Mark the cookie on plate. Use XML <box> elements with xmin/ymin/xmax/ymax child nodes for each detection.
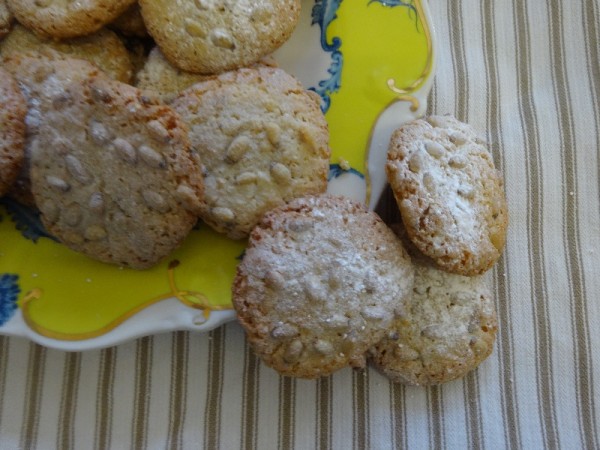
<box><xmin>135</xmin><ymin>47</ymin><xmax>214</xmax><ymax>102</ymax></box>
<box><xmin>386</xmin><ymin>115</ymin><xmax>508</xmax><ymax>276</ymax></box>
<box><xmin>7</xmin><ymin>0</ymin><xmax>136</xmax><ymax>39</ymax></box>
<box><xmin>139</xmin><ymin>0</ymin><xmax>300</xmax><ymax>74</ymax></box>
<box><xmin>369</xmin><ymin>226</ymin><xmax>497</xmax><ymax>385</ymax></box>
<box><xmin>0</xmin><ymin>0</ymin><xmax>14</xmax><ymax>38</ymax></box>
<box><xmin>3</xmin><ymin>50</ymin><xmax>104</xmax><ymax>207</ymax></box>
<box><xmin>0</xmin><ymin>24</ymin><xmax>133</xmax><ymax>82</ymax></box>
<box><xmin>8</xmin><ymin>53</ymin><xmax>204</xmax><ymax>268</ymax></box>
<box><xmin>233</xmin><ymin>195</ymin><xmax>415</xmax><ymax>379</ymax></box>
<box><xmin>0</xmin><ymin>67</ymin><xmax>27</xmax><ymax>197</ymax></box>
<box><xmin>171</xmin><ymin>66</ymin><xmax>330</xmax><ymax>239</ymax></box>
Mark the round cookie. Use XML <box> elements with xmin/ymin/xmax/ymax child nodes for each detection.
<box><xmin>369</xmin><ymin>241</ymin><xmax>498</xmax><ymax>386</ymax></box>
<box><xmin>233</xmin><ymin>195</ymin><xmax>415</xmax><ymax>379</ymax></box>
<box><xmin>0</xmin><ymin>25</ymin><xmax>133</xmax><ymax>83</ymax></box>
<box><xmin>386</xmin><ymin>115</ymin><xmax>508</xmax><ymax>276</ymax></box>
<box><xmin>139</xmin><ymin>0</ymin><xmax>300</xmax><ymax>74</ymax></box>
<box><xmin>7</xmin><ymin>0</ymin><xmax>136</xmax><ymax>39</ymax></box>
<box><xmin>171</xmin><ymin>66</ymin><xmax>330</xmax><ymax>239</ymax></box>
<box><xmin>135</xmin><ymin>47</ymin><xmax>214</xmax><ymax>102</ymax></box>
<box><xmin>0</xmin><ymin>67</ymin><xmax>26</xmax><ymax>197</ymax></box>
<box><xmin>0</xmin><ymin>0</ymin><xmax>14</xmax><ymax>38</ymax></box>
<box><xmin>9</xmin><ymin>53</ymin><xmax>204</xmax><ymax>269</ymax></box>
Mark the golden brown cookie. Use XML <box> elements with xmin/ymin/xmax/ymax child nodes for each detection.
<box><xmin>0</xmin><ymin>67</ymin><xmax>26</xmax><ymax>196</ymax></box>
<box><xmin>0</xmin><ymin>24</ymin><xmax>133</xmax><ymax>82</ymax></box>
<box><xmin>386</xmin><ymin>115</ymin><xmax>508</xmax><ymax>276</ymax></box>
<box><xmin>233</xmin><ymin>195</ymin><xmax>415</xmax><ymax>379</ymax></box>
<box><xmin>171</xmin><ymin>66</ymin><xmax>330</xmax><ymax>239</ymax></box>
<box><xmin>139</xmin><ymin>0</ymin><xmax>300</xmax><ymax>73</ymax></box>
<box><xmin>7</xmin><ymin>0</ymin><xmax>136</xmax><ymax>39</ymax></box>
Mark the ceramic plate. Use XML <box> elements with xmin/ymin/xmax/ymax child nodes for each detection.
<box><xmin>0</xmin><ymin>0</ymin><xmax>436</xmax><ymax>350</ymax></box>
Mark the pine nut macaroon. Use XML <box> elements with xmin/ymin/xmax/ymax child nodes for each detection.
<box><xmin>139</xmin><ymin>0</ymin><xmax>300</xmax><ymax>74</ymax></box>
<box><xmin>233</xmin><ymin>195</ymin><xmax>415</xmax><ymax>379</ymax></box>
<box><xmin>386</xmin><ymin>115</ymin><xmax>508</xmax><ymax>276</ymax></box>
<box><xmin>7</xmin><ymin>0</ymin><xmax>136</xmax><ymax>39</ymax></box>
<box><xmin>172</xmin><ymin>66</ymin><xmax>330</xmax><ymax>239</ymax></box>
<box><xmin>6</xmin><ymin>52</ymin><xmax>204</xmax><ymax>269</ymax></box>
<box><xmin>370</xmin><ymin>223</ymin><xmax>498</xmax><ymax>386</ymax></box>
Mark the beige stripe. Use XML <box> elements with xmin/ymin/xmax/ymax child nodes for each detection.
<box><xmin>241</xmin><ymin>340</ymin><xmax>260</xmax><ymax>450</ymax></box>
<box><xmin>448</xmin><ymin>0</ymin><xmax>469</xmax><ymax>121</ymax></box>
<box><xmin>449</xmin><ymin>1</ymin><xmax>485</xmax><ymax>446</ymax></box>
<box><xmin>204</xmin><ymin>326</ymin><xmax>226</xmax><ymax>450</ymax></box>
<box><xmin>427</xmin><ymin>386</ymin><xmax>444</xmax><ymax>450</ymax></box>
<box><xmin>316</xmin><ymin>376</ymin><xmax>332</xmax><ymax>449</ymax></box>
<box><xmin>19</xmin><ymin>343</ymin><xmax>46</xmax><ymax>450</ymax></box>
<box><xmin>464</xmin><ymin>373</ymin><xmax>483</xmax><ymax>450</ymax></box>
<box><xmin>57</xmin><ymin>352</ymin><xmax>81</xmax><ymax>450</ymax></box>
<box><xmin>95</xmin><ymin>347</ymin><xmax>116</xmax><ymax>450</ymax></box>
<box><xmin>131</xmin><ymin>337</ymin><xmax>153</xmax><ymax>450</ymax></box>
<box><xmin>480</xmin><ymin>1</ymin><xmax>521</xmax><ymax>447</ymax></box>
<box><xmin>278</xmin><ymin>376</ymin><xmax>295</xmax><ymax>450</ymax></box>
<box><xmin>513</xmin><ymin>1</ymin><xmax>563</xmax><ymax>448</ymax></box>
<box><xmin>549</xmin><ymin>1</ymin><xmax>599</xmax><ymax>447</ymax></box>
<box><xmin>390</xmin><ymin>382</ymin><xmax>407</xmax><ymax>449</ymax></box>
<box><xmin>352</xmin><ymin>369</ymin><xmax>370</xmax><ymax>450</ymax></box>
<box><xmin>168</xmin><ymin>331</ymin><xmax>189</xmax><ymax>450</ymax></box>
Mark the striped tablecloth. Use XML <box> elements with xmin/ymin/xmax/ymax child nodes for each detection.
<box><xmin>1</xmin><ymin>0</ymin><xmax>599</xmax><ymax>448</ymax></box>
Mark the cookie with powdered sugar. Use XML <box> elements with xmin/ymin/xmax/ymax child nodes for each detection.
<box><xmin>8</xmin><ymin>53</ymin><xmax>204</xmax><ymax>269</ymax></box>
<box><xmin>172</xmin><ymin>66</ymin><xmax>330</xmax><ymax>239</ymax></box>
<box><xmin>0</xmin><ymin>67</ymin><xmax>26</xmax><ymax>196</ymax></box>
<box><xmin>0</xmin><ymin>25</ymin><xmax>133</xmax><ymax>83</ymax></box>
<box><xmin>386</xmin><ymin>115</ymin><xmax>508</xmax><ymax>276</ymax></box>
<box><xmin>6</xmin><ymin>0</ymin><xmax>136</xmax><ymax>39</ymax></box>
<box><xmin>139</xmin><ymin>0</ymin><xmax>300</xmax><ymax>74</ymax></box>
<box><xmin>233</xmin><ymin>195</ymin><xmax>415</xmax><ymax>379</ymax></box>
<box><xmin>369</xmin><ymin>223</ymin><xmax>497</xmax><ymax>386</ymax></box>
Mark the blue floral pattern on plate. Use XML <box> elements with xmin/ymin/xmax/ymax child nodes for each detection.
<box><xmin>310</xmin><ymin>0</ymin><xmax>343</xmax><ymax>113</ymax></box>
<box><xmin>0</xmin><ymin>274</ymin><xmax>19</xmax><ymax>326</ymax></box>
<box><xmin>0</xmin><ymin>198</ymin><xmax>57</xmax><ymax>243</ymax></box>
